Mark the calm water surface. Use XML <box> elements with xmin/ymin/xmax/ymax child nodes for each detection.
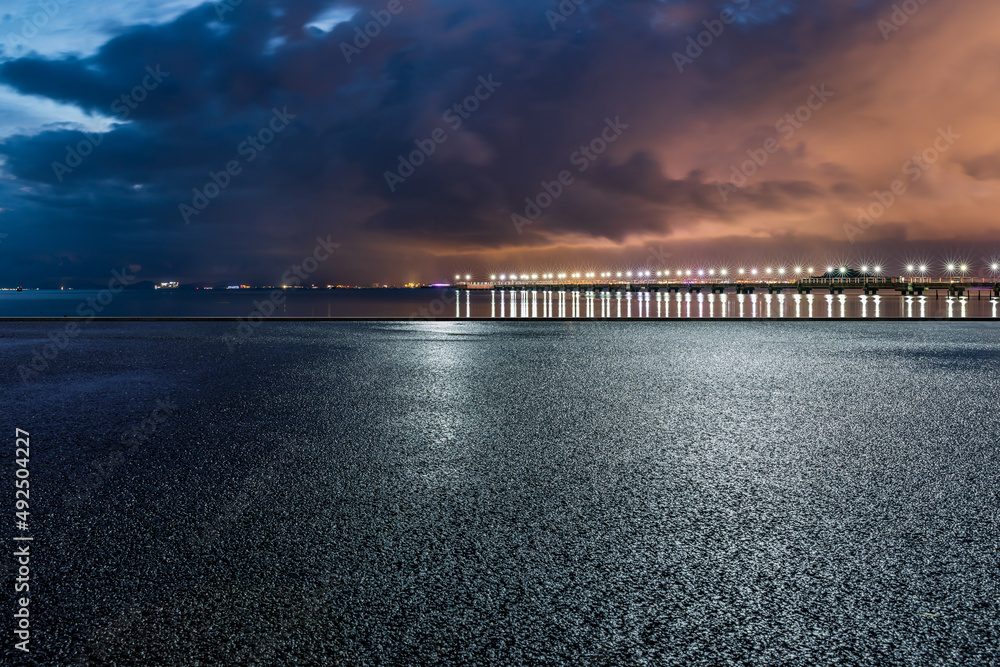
<box><xmin>1</xmin><ymin>287</ymin><xmax>997</xmax><ymax>318</ymax></box>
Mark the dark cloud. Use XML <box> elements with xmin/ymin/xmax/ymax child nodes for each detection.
<box><xmin>961</xmin><ymin>153</ymin><xmax>1000</xmax><ymax>181</ymax></box>
<box><xmin>0</xmin><ymin>0</ymin><xmax>997</xmax><ymax>286</ymax></box>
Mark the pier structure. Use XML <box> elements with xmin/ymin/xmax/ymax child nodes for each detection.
<box><xmin>458</xmin><ymin>277</ymin><xmax>1000</xmax><ymax>299</ymax></box>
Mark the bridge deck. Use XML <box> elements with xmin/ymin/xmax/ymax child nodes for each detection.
<box><xmin>458</xmin><ymin>280</ymin><xmax>1000</xmax><ymax>294</ymax></box>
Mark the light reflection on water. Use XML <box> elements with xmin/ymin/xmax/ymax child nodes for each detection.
<box><xmin>5</xmin><ymin>287</ymin><xmax>997</xmax><ymax>319</ymax></box>
<box><xmin>477</xmin><ymin>289</ymin><xmax>999</xmax><ymax>319</ymax></box>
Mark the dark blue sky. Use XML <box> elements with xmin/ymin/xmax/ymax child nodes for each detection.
<box><xmin>1</xmin><ymin>0</ymin><xmax>997</xmax><ymax>286</ymax></box>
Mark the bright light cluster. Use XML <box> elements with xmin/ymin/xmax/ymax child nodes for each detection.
<box><xmin>460</xmin><ymin>261</ymin><xmax>1000</xmax><ymax>282</ymax></box>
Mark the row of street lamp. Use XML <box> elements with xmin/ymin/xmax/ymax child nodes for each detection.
<box><xmin>454</xmin><ymin>262</ymin><xmax>1000</xmax><ymax>283</ymax></box>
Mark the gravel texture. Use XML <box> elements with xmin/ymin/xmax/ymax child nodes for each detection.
<box><xmin>1</xmin><ymin>321</ymin><xmax>998</xmax><ymax>665</ymax></box>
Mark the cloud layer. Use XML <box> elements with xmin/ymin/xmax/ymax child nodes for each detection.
<box><xmin>0</xmin><ymin>0</ymin><xmax>998</xmax><ymax>286</ymax></box>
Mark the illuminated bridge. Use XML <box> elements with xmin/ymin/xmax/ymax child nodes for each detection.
<box><xmin>452</xmin><ymin>262</ymin><xmax>1000</xmax><ymax>297</ymax></box>
<box><xmin>455</xmin><ymin>277</ymin><xmax>1000</xmax><ymax>298</ymax></box>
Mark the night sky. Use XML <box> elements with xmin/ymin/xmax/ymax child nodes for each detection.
<box><xmin>0</xmin><ymin>0</ymin><xmax>997</xmax><ymax>287</ymax></box>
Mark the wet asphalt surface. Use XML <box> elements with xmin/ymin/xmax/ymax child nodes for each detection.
<box><xmin>1</xmin><ymin>321</ymin><xmax>998</xmax><ymax>665</ymax></box>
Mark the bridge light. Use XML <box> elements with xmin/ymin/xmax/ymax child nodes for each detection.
<box><xmin>919</xmin><ymin>265</ymin><xmax>927</xmax><ymax>272</ymax></box>
<box><xmin>765</xmin><ymin>268</ymin><xmax>772</xmax><ymax>275</ymax></box>
<box><xmin>992</xmin><ymin>263</ymin><xmax>999</xmax><ymax>271</ymax></box>
<box><xmin>795</xmin><ymin>267</ymin><xmax>802</xmax><ymax>274</ymax></box>
<box><xmin>751</xmin><ymin>269</ymin><xmax>758</xmax><ymax>276</ymax></box>
<box><xmin>778</xmin><ymin>268</ymin><xmax>786</xmax><ymax>275</ymax></box>
<box><xmin>960</xmin><ymin>264</ymin><xmax>968</xmax><ymax>272</ymax></box>
<box><xmin>685</xmin><ymin>270</ymin><xmax>692</xmax><ymax>277</ymax></box>
<box><xmin>721</xmin><ymin>269</ymin><xmax>728</xmax><ymax>277</ymax></box>
<box><xmin>807</xmin><ymin>267</ymin><xmax>814</xmax><ymax>274</ymax></box>
<box><xmin>874</xmin><ymin>266</ymin><xmax>882</xmax><ymax>274</ymax></box>
<box><xmin>826</xmin><ymin>266</ymin><xmax>834</xmax><ymax>273</ymax></box>
<box><xmin>465</xmin><ymin>275</ymin><xmax>471</xmax><ymax>280</ymax></box>
<box><xmin>906</xmin><ymin>265</ymin><xmax>914</xmax><ymax>272</ymax></box>
<box><xmin>698</xmin><ymin>269</ymin><xmax>705</xmax><ymax>276</ymax></box>
<box><xmin>946</xmin><ymin>264</ymin><xmax>955</xmax><ymax>271</ymax></box>
<box><xmin>738</xmin><ymin>268</ymin><xmax>745</xmax><ymax>275</ymax></box>
<box><xmin>861</xmin><ymin>265</ymin><xmax>868</xmax><ymax>273</ymax></box>
<box><xmin>455</xmin><ymin>275</ymin><xmax>461</xmax><ymax>280</ymax></box>
<box><xmin>840</xmin><ymin>267</ymin><xmax>847</xmax><ymax>274</ymax></box>
<box><xmin>490</xmin><ymin>275</ymin><xmax>496</xmax><ymax>280</ymax></box>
